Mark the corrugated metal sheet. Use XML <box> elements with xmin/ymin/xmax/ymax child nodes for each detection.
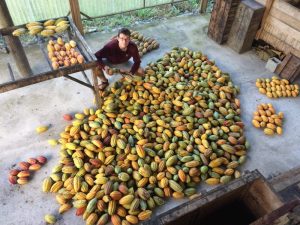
<box><xmin>146</xmin><ymin>0</ymin><xmax>171</xmax><ymax>7</ymax></box>
<box><xmin>78</xmin><ymin>0</ymin><xmax>144</xmax><ymax>17</ymax></box>
<box><xmin>6</xmin><ymin>0</ymin><xmax>180</xmax><ymax>25</ymax></box>
<box><xmin>6</xmin><ymin>0</ymin><xmax>69</xmax><ymax>25</ymax></box>
<box><xmin>146</xmin><ymin>0</ymin><xmax>182</xmax><ymax>7</ymax></box>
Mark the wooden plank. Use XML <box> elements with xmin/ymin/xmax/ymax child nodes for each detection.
<box><xmin>222</xmin><ymin>0</ymin><xmax>239</xmax><ymax>42</ymax></box>
<box><xmin>255</xmin><ymin>0</ymin><xmax>300</xmax><ymax>48</ymax></box>
<box><xmin>92</xmin><ymin>67</ymin><xmax>102</xmax><ymax>108</ymax></box>
<box><xmin>262</xmin><ymin>16</ymin><xmax>300</xmax><ymax>50</ymax></box>
<box><xmin>0</xmin><ymin>61</ymin><xmax>98</xmax><ymax>93</ymax></box>
<box><xmin>64</xmin><ymin>75</ymin><xmax>93</xmax><ymax>89</ymax></box>
<box><xmin>273</xmin><ymin>0</ymin><xmax>300</xmax><ymax>17</ymax></box>
<box><xmin>7</xmin><ymin>63</ymin><xmax>15</xmax><ymax>81</ymax></box>
<box><xmin>269</xmin><ymin>7</ymin><xmax>300</xmax><ymax>32</ymax></box>
<box><xmin>208</xmin><ymin>0</ymin><xmax>241</xmax><ymax>44</ymax></box>
<box><xmin>256</xmin><ymin>0</ymin><xmax>300</xmax><ymax>27</ymax></box>
<box><xmin>0</xmin><ymin>0</ymin><xmax>32</xmax><ymax>77</ymax></box>
<box><xmin>275</xmin><ymin>53</ymin><xmax>293</xmax><ymax>75</ymax></box>
<box><xmin>253</xmin><ymin>0</ymin><xmax>300</xmax><ymax>18</ymax></box>
<box><xmin>255</xmin><ymin>0</ymin><xmax>274</xmax><ymax>39</ymax></box>
<box><xmin>69</xmin><ymin>0</ymin><xmax>84</xmax><ymax>35</ymax></box>
<box><xmin>144</xmin><ymin>171</ymin><xmax>283</xmax><ymax>225</ymax></box>
<box><xmin>228</xmin><ymin>0</ymin><xmax>265</xmax><ymax>53</ymax></box>
<box><xmin>243</xmin><ymin>179</ymin><xmax>284</xmax><ymax>218</ymax></box>
<box><xmin>260</xmin><ymin>31</ymin><xmax>300</xmax><ymax>58</ymax></box>
<box><xmin>275</xmin><ymin>53</ymin><xmax>300</xmax><ymax>82</ymax></box>
<box><xmin>249</xmin><ymin>199</ymin><xmax>300</xmax><ymax>225</ymax></box>
<box><xmin>270</xmin><ymin>166</ymin><xmax>300</xmax><ymax>192</ymax></box>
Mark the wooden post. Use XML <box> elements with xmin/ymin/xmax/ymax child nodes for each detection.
<box><xmin>69</xmin><ymin>0</ymin><xmax>84</xmax><ymax>35</ymax></box>
<box><xmin>200</xmin><ymin>0</ymin><xmax>208</xmax><ymax>13</ymax></box>
<box><xmin>207</xmin><ymin>0</ymin><xmax>241</xmax><ymax>44</ymax></box>
<box><xmin>92</xmin><ymin>67</ymin><xmax>102</xmax><ymax>109</ymax></box>
<box><xmin>0</xmin><ymin>0</ymin><xmax>32</xmax><ymax>77</ymax></box>
<box><xmin>255</xmin><ymin>0</ymin><xmax>274</xmax><ymax>40</ymax></box>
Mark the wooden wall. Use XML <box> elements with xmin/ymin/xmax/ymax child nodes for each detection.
<box><xmin>255</xmin><ymin>0</ymin><xmax>300</xmax><ymax>58</ymax></box>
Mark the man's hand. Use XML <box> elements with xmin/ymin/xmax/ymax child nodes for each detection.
<box><xmin>104</xmin><ymin>65</ymin><xmax>110</xmax><ymax>74</ymax></box>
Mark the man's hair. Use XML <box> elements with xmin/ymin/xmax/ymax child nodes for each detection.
<box><xmin>118</xmin><ymin>28</ymin><xmax>131</xmax><ymax>37</ymax></box>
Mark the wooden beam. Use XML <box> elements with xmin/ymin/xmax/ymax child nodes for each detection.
<box><xmin>259</xmin><ymin>31</ymin><xmax>300</xmax><ymax>58</ymax></box>
<box><xmin>0</xmin><ymin>61</ymin><xmax>98</xmax><ymax>93</ymax></box>
<box><xmin>69</xmin><ymin>16</ymin><xmax>96</xmax><ymax>60</ymax></box>
<box><xmin>200</xmin><ymin>0</ymin><xmax>208</xmax><ymax>13</ymax></box>
<box><xmin>255</xmin><ymin>0</ymin><xmax>274</xmax><ymax>40</ymax></box>
<box><xmin>249</xmin><ymin>199</ymin><xmax>300</xmax><ymax>225</ymax></box>
<box><xmin>81</xmin><ymin>71</ymin><xmax>92</xmax><ymax>85</ymax></box>
<box><xmin>64</xmin><ymin>74</ymin><xmax>93</xmax><ymax>89</ymax></box>
<box><xmin>69</xmin><ymin>0</ymin><xmax>84</xmax><ymax>35</ymax></box>
<box><xmin>269</xmin><ymin>7</ymin><xmax>300</xmax><ymax>32</ymax></box>
<box><xmin>0</xmin><ymin>0</ymin><xmax>32</xmax><ymax>77</ymax></box>
<box><xmin>92</xmin><ymin>67</ymin><xmax>102</xmax><ymax>109</ymax></box>
<box><xmin>7</xmin><ymin>63</ymin><xmax>15</xmax><ymax>81</ymax></box>
<box><xmin>207</xmin><ymin>0</ymin><xmax>241</xmax><ymax>44</ymax></box>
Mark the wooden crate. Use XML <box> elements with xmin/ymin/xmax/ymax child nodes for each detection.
<box><xmin>256</xmin><ymin>0</ymin><xmax>300</xmax><ymax>58</ymax></box>
<box><xmin>275</xmin><ymin>53</ymin><xmax>300</xmax><ymax>82</ymax></box>
<box><xmin>142</xmin><ymin>170</ymin><xmax>300</xmax><ymax>225</ymax></box>
<box><xmin>207</xmin><ymin>0</ymin><xmax>241</xmax><ymax>44</ymax></box>
<box><xmin>227</xmin><ymin>0</ymin><xmax>265</xmax><ymax>53</ymax></box>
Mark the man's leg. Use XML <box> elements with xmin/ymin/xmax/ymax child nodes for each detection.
<box><xmin>95</xmin><ymin>66</ymin><xmax>109</xmax><ymax>89</ymax></box>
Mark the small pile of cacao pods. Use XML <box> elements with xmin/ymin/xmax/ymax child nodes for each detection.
<box><xmin>8</xmin><ymin>156</ymin><xmax>47</xmax><ymax>185</ymax></box>
<box><xmin>256</xmin><ymin>76</ymin><xmax>299</xmax><ymax>98</ymax></box>
<box><xmin>12</xmin><ymin>18</ymin><xmax>69</xmax><ymax>37</ymax></box>
<box><xmin>130</xmin><ymin>30</ymin><xmax>159</xmax><ymax>57</ymax></box>
<box><xmin>252</xmin><ymin>103</ymin><xmax>284</xmax><ymax>135</ymax></box>
<box><xmin>42</xmin><ymin>47</ymin><xmax>249</xmax><ymax>225</ymax></box>
<box><xmin>47</xmin><ymin>37</ymin><xmax>84</xmax><ymax>70</ymax></box>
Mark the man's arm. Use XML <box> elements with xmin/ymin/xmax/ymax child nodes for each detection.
<box><xmin>95</xmin><ymin>46</ymin><xmax>109</xmax><ymax>69</ymax></box>
<box><xmin>130</xmin><ymin>45</ymin><xmax>141</xmax><ymax>75</ymax></box>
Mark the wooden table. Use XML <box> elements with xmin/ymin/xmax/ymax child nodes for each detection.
<box><xmin>0</xmin><ymin>16</ymin><xmax>103</xmax><ymax>108</ymax></box>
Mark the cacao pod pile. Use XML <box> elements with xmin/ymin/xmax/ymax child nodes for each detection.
<box><xmin>43</xmin><ymin>47</ymin><xmax>248</xmax><ymax>225</ymax></box>
<box><xmin>252</xmin><ymin>103</ymin><xmax>284</xmax><ymax>135</ymax></box>
<box><xmin>8</xmin><ymin>156</ymin><xmax>47</xmax><ymax>185</ymax></box>
<box><xmin>130</xmin><ymin>30</ymin><xmax>159</xmax><ymax>57</ymax></box>
<box><xmin>256</xmin><ymin>76</ymin><xmax>299</xmax><ymax>98</ymax></box>
<box><xmin>47</xmin><ymin>38</ymin><xmax>84</xmax><ymax>69</ymax></box>
<box><xmin>12</xmin><ymin>18</ymin><xmax>69</xmax><ymax>37</ymax></box>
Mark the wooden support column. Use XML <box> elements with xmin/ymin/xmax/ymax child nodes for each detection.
<box><xmin>91</xmin><ymin>67</ymin><xmax>103</xmax><ymax>109</ymax></box>
<box><xmin>255</xmin><ymin>0</ymin><xmax>274</xmax><ymax>40</ymax></box>
<box><xmin>0</xmin><ymin>0</ymin><xmax>32</xmax><ymax>77</ymax></box>
<box><xmin>69</xmin><ymin>0</ymin><xmax>84</xmax><ymax>35</ymax></box>
<box><xmin>200</xmin><ymin>0</ymin><xmax>208</xmax><ymax>13</ymax></box>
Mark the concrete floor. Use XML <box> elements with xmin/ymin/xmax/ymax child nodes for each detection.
<box><xmin>0</xmin><ymin>14</ymin><xmax>300</xmax><ymax>225</ymax></box>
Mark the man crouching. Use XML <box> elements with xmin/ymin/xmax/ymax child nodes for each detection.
<box><xmin>95</xmin><ymin>28</ymin><xmax>144</xmax><ymax>89</ymax></box>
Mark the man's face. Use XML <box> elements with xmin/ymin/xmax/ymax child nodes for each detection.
<box><xmin>118</xmin><ymin>33</ymin><xmax>130</xmax><ymax>50</ymax></box>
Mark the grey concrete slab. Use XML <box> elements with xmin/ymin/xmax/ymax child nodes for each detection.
<box><xmin>0</xmin><ymin>13</ymin><xmax>299</xmax><ymax>225</ymax></box>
